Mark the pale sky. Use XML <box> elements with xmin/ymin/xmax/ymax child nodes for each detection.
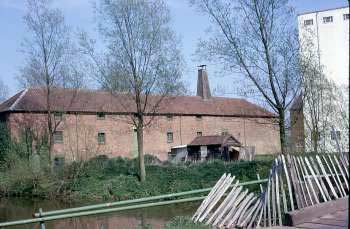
<box><xmin>0</xmin><ymin>0</ymin><xmax>348</xmax><ymax>97</ymax></box>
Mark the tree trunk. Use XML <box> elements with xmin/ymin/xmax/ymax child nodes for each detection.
<box><xmin>46</xmin><ymin>86</ymin><xmax>53</xmax><ymax>162</ymax></box>
<box><xmin>136</xmin><ymin>118</ymin><xmax>146</xmax><ymax>182</ymax></box>
<box><xmin>278</xmin><ymin>110</ymin><xmax>287</xmax><ymax>154</ymax></box>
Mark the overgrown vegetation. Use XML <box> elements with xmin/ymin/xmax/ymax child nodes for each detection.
<box><xmin>0</xmin><ymin>121</ymin><xmax>273</xmax><ymax>201</ymax></box>
<box><xmin>0</xmin><ymin>148</ymin><xmax>273</xmax><ymax>202</ymax></box>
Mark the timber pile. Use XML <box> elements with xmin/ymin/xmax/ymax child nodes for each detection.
<box><xmin>192</xmin><ymin>154</ymin><xmax>349</xmax><ymax>228</ymax></box>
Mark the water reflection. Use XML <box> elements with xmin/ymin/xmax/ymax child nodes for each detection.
<box><xmin>0</xmin><ymin>198</ymin><xmax>199</xmax><ymax>229</ymax></box>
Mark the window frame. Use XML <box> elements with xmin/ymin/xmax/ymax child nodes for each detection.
<box><xmin>195</xmin><ymin>115</ymin><xmax>202</xmax><ymax>121</ymax></box>
<box><xmin>304</xmin><ymin>19</ymin><xmax>313</xmax><ymax>26</ymax></box>
<box><xmin>167</xmin><ymin>131</ymin><xmax>173</xmax><ymax>143</ymax></box>
<box><xmin>97</xmin><ymin>112</ymin><xmax>106</xmax><ymax>120</ymax></box>
<box><xmin>54</xmin><ymin>112</ymin><xmax>63</xmax><ymax>121</ymax></box>
<box><xmin>323</xmin><ymin>16</ymin><xmax>333</xmax><ymax>23</ymax></box>
<box><xmin>53</xmin><ymin>131</ymin><xmax>64</xmax><ymax>144</ymax></box>
<box><xmin>97</xmin><ymin>132</ymin><xmax>106</xmax><ymax>145</ymax></box>
<box><xmin>331</xmin><ymin>130</ymin><xmax>341</xmax><ymax>140</ymax></box>
<box><xmin>344</xmin><ymin>13</ymin><xmax>350</xmax><ymax>20</ymax></box>
<box><xmin>166</xmin><ymin>115</ymin><xmax>173</xmax><ymax>121</ymax></box>
<box><xmin>197</xmin><ymin>131</ymin><xmax>203</xmax><ymax>137</ymax></box>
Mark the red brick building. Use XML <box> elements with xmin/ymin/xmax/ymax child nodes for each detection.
<box><xmin>0</xmin><ymin>69</ymin><xmax>281</xmax><ymax>160</ymax></box>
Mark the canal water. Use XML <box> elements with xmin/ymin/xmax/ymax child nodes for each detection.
<box><xmin>0</xmin><ymin>198</ymin><xmax>200</xmax><ymax>229</ymax></box>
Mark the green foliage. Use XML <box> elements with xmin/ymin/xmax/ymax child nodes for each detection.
<box><xmin>0</xmin><ymin>122</ymin><xmax>10</xmax><ymax>163</ymax></box>
<box><xmin>0</xmin><ymin>150</ymin><xmax>274</xmax><ymax>201</ymax></box>
<box><xmin>165</xmin><ymin>216</ymin><xmax>209</xmax><ymax>229</ymax></box>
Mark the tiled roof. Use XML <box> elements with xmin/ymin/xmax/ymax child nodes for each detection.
<box><xmin>0</xmin><ymin>87</ymin><xmax>277</xmax><ymax>118</ymax></box>
<box><xmin>188</xmin><ymin>135</ymin><xmax>241</xmax><ymax>146</ymax></box>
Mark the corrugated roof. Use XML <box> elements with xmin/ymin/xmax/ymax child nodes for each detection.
<box><xmin>0</xmin><ymin>87</ymin><xmax>277</xmax><ymax>118</ymax></box>
<box><xmin>188</xmin><ymin>135</ymin><xmax>241</xmax><ymax>146</ymax></box>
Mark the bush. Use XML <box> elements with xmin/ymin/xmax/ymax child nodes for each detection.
<box><xmin>165</xmin><ymin>216</ymin><xmax>209</xmax><ymax>229</ymax></box>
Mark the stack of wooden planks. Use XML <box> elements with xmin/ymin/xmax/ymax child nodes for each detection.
<box><xmin>192</xmin><ymin>154</ymin><xmax>349</xmax><ymax>228</ymax></box>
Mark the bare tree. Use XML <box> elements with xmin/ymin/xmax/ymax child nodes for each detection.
<box><xmin>190</xmin><ymin>0</ymin><xmax>302</xmax><ymax>153</ymax></box>
<box><xmin>80</xmin><ymin>0</ymin><xmax>184</xmax><ymax>182</ymax></box>
<box><xmin>0</xmin><ymin>79</ymin><xmax>9</xmax><ymax>102</ymax></box>
<box><xmin>18</xmin><ymin>0</ymin><xmax>84</xmax><ymax>161</ymax></box>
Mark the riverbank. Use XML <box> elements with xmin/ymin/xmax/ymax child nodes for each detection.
<box><xmin>0</xmin><ymin>155</ymin><xmax>273</xmax><ymax>202</ymax></box>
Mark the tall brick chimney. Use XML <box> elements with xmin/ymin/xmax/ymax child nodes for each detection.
<box><xmin>197</xmin><ymin>65</ymin><xmax>211</xmax><ymax>99</ymax></box>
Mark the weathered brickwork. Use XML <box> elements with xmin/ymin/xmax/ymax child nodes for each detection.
<box><xmin>7</xmin><ymin>112</ymin><xmax>280</xmax><ymax>160</ymax></box>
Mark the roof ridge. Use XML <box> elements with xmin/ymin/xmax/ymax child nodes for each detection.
<box><xmin>10</xmin><ymin>89</ymin><xmax>28</xmax><ymax>111</ymax></box>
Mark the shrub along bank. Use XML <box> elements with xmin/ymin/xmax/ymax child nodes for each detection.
<box><xmin>0</xmin><ymin>154</ymin><xmax>273</xmax><ymax>202</ymax></box>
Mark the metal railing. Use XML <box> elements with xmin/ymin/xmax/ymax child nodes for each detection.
<box><xmin>0</xmin><ymin>178</ymin><xmax>267</xmax><ymax>228</ymax></box>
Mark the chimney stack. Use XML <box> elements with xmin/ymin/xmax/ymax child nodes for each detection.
<box><xmin>197</xmin><ymin>65</ymin><xmax>211</xmax><ymax>99</ymax></box>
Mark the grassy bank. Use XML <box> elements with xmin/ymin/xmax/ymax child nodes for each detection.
<box><xmin>0</xmin><ymin>155</ymin><xmax>273</xmax><ymax>202</ymax></box>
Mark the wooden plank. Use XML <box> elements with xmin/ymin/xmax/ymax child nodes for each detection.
<box><xmin>197</xmin><ymin>175</ymin><xmax>234</xmax><ymax>222</ymax></box>
<box><xmin>295</xmin><ymin>222</ymin><xmax>347</xmax><ymax>229</ymax></box>
<box><xmin>287</xmin><ymin>155</ymin><xmax>302</xmax><ymax>209</ymax></box>
<box><xmin>327</xmin><ymin>155</ymin><xmax>347</xmax><ymax>197</ymax></box>
<box><xmin>296</xmin><ymin>157</ymin><xmax>314</xmax><ymax>206</ymax></box>
<box><xmin>300</xmin><ymin>157</ymin><xmax>320</xmax><ymax>204</ymax></box>
<box><xmin>309</xmin><ymin>157</ymin><xmax>331</xmax><ymax>201</ymax></box>
<box><xmin>293</xmin><ymin>156</ymin><xmax>308</xmax><ymax>207</ymax></box>
<box><xmin>209</xmin><ymin>184</ymin><xmax>242</xmax><ymax>226</ymax></box>
<box><xmin>322</xmin><ymin>155</ymin><xmax>345</xmax><ymax>198</ymax></box>
<box><xmin>267</xmin><ymin>170</ymin><xmax>272</xmax><ymax>227</ymax></box>
<box><xmin>239</xmin><ymin>198</ymin><xmax>261</xmax><ymax>227</ymax></box>
<box><xmin>247</xmin><ymin>199</ymin><xmax>263</xmax><ymax>228</ymax></box>
<box><xmin>275</xmin><ymin>159</ymin><xmax>282</xmax><ymax>226</ymax></box>
<box><xmin>308</xmin><ymin>218</ymin><xmax>348</xmax><ymax>227</ymax></box>
<box><xmin>192</xmin><ymin>173</ymin><xmax>227</xmax><ymax>220</ymax></box>
<box><xmin>271</xmin><ymin>168</ymin><xmax>276</xmax><ymax>226</ymax></box>
<box><xmin>226</xmin><ymin>193</ymin><xmax>255</xmax><ymax>226</ymax></box>
<box><xmin>285</xmin><ymin>197</ymin><xmax>348</xmax><ymax>226</ymax></box>
<box><xmin>219</xmin><ymin>189</ymin><xmax>249</xmax><ymax>227</ymax></box>
<box><xmin>281</xmin><ymin>155</ymin><xmax>295</xmax><ymax>211</ymax></box>
<box><xmin>316</xmin><ymin>156</ymin><xmax>338</xmax><ymax>199</ymax></box>
<box><xmin>332</xmin><ymin>155</ymin><xmax>349</xmax><ymax>191</ymax></box>
<box><xmin>304</xmin><ymin>157</ymin><xmax>327</xmax><ymax>202</ymax></box>
<box><xmin>236</xmin><ymin>196</ymin><xmax>258</xmax><ymax>226</ymax></box>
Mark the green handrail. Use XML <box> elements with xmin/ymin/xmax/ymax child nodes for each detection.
<box><xmin>0</xmin><ymin>178</ymin><xmax>268</xmax><ymax>228</ymax></box>
<box><xmin>34</xmin><ymin>178</ymin><xmax>267</xmax><ymax>217</ymax></box>
<box><xmin>0</xmin><ymin>196</ymin><xmax>207</xmax><ymax>227</ymax></box>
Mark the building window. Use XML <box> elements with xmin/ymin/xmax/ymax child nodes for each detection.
<box><xmin>221</xmin><ymin>129</ymin><xmax>229</xmax><ymax>136</ymax></box>
<box><xmin>304</xmin><ymin>19</ymin><xmax>313</xmax><ymax>26</ymax></box>
<box><xmin>331</xmin><ymin>130</ymin><xmax>341</xmax><ymax>140</ymax></box>
<box><xmin>323</xmin><ymin>16</ymin><xmax>333</xmax><ymax>23</ymax></box>
<box><xmin>54</xmin><ymin>112</ymin><xmax>63</xmax><ymax>121</ymax></box>
<box><xmin>344</xmin><ymin>14</ymin><xmax>350</xmax><ymax>20</ymax></box>
<box><xmin>197</xmin><ymin>131</ymin><xmax>202</xmax><ymax>137</ymax></box>
<box><xmin>97</xmin><ymin>112</ymin><xmax>106</xmax><ymax>120</ymax></box>
<box><xmin>166</xmin><ymin>115</ymin><xmax>173</xmax><ymax>121</ymax></box>
<box><xmin>196</xmin><ymin>115</ymin><xmax>202</xmax><ymax>121</ymax></box>
<box><xmin>98</xmin><ymin>132</ymin><xmax>106</xmax><ymax>144</ymax></box>
<box><xmin>53</xmin><ymin>131</ymin><xmax>63</xmax><ymax>144</ymax></box>
<box><xmin>167</xmin><ymin>132</ymin><xmax>173</xmax><ymax>143</ymax></box>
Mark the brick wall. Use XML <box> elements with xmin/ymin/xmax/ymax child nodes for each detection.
<box><xmin>8</xmin><ymin>112</ymin><xmax>281</xmax><ymax>160</ymax></box>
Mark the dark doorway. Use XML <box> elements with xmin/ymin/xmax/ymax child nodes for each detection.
<box><xmin>229</xmin><ymin>149</ymin><xmax>240</xmax><ymax>161</ymax></box>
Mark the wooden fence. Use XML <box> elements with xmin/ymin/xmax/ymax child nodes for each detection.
<box><xmin>192</xmin><ymin>153</ymin><xmax>349</xmax><ymax>228</ymax></box>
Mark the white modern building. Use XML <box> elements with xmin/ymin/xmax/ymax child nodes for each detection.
<box><xmin>298</xmin><ymin>6</ymin><xmax>349</xmax><ymax>86</ymax></box>
<box><xmin>293</xmin><ymin>6</ymin><xmax>349</xmax><ymax>153</ymax></box>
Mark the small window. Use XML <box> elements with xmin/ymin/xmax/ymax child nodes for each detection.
<box><xmin>98</xmin><ymin>132</ymin><xmax>106</xmax><ymax>144</ymax></box>
<box><xmin>344</xmin><ymin>14</ymin><xmax>350</xmax><ymax>20</ymax></box>
<box><xmin>304</xmin><ymin>19</ymin><xmax>313</xmax><ymax>26</ymax></box>
<box><xmin>196</xmin><ymin>115</ymin><xmax>202</xmax><ymax>121</ymax></box>
<box><xmin>331</xmin><ymin>130</ymin><xmax>341</xmax><ymax>140</ymax></box>
<box><xmin>54</xmin><ymin>112</ymin><xmax>63</xmax><ymax>121</ymax></box>
<box><xmin>221</xmin><ymin>129</ymin><xmax>229</xmax><ymax>136</ymax></box>
<box><xmin>97</xmin><ymin>112</ymin><xmax>106</xmax><ymax>120</ymax></box>
<box><xmin>166</xmin><ymin>115</ymin><xmax>173</xmax><ymax>121</ymax></box>
<box><xmin>323</xmin><ymin>16</ymin><xmax>333</xmax><ymax>23</ymax></box>
<box><xmin>167</xmin><ymin>132</ymin><xmax>173</xmax><ymax>143</ymax></box>
<box><xmin>53</xmin><ymin>131</ymin><xmax>63</xmax><ymax>144</ymax></box>
<box><xmin>197</xmin><ymin>131</ymin><xmax>203</xmax><ymax>137</ymax></box>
